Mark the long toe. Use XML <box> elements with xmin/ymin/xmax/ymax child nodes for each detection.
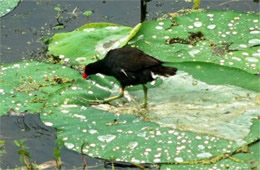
<box><xmin>141</xmin><ymin>102</ymin><xmax>147</xmax><ymax>108</ymax></box>
<box><xmin>89</xmin><ymin>99</ymin><xmax>108</xmax><ymax>105</ymax></box>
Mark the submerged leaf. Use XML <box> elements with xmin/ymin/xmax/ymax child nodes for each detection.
<box><xmin>83</xmin><ymin>10</ymin><xmax>93</xmax><ymax>17</ymax></box>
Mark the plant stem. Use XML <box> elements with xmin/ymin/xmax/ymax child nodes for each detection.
<box><xmin>81</xmin><ymin>142</ymin><xmax>87</xmax><ymax>170</ymax></box>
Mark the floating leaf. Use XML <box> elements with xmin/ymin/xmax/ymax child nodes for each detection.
<box><xmin>127</xmin><ymin>11</ymin><xmax>260</xmax><ymax>74</ymax></box>
<box><xmin>161</xmin><ymin>119</ymin><xmax>260</xmax><ymax>169</ymax></box>
<box><xmin>164</xmin><ymin>61</ymin><xmax>260</xmax><ymax>92</ymax></box>
<box><xmin>41</xmin><ymin>103</ymin><xmax>234</xmax><ymax>164</ymax></box>
<box><xmin>0</xmin><ymin>140</ymin><xmax>6</xmax><ymax>156</ymax></box>
<box><xmin>1</xmin><ymin>10</ymin><xmax>259</xmax><ymax>167</ymax></box>
<box><xmin>0</xmin><ymin>0</ymin><xmax>20</xmax><ymax>17</ymax></box>
<box><xmin>193</xmin><ymin>0</ymin><xmax>201</xmax><ymax>9</ymax></box>
<box><xmin>83</xmin><ymin>10</ymin><xmax>93</xmax><ymax>17</ymax></box>
<box><xmin>0</xmin><ymin>62</ymin><xmax>79</xmax><ymax>115</ymax></box>
<box><xmin>1</xmin><ymin>60</ymin><xmax>259</xmax><ymax>165</ymax></box>
<box><xmin>40</xmin><ymin>69</ymin><xmax>259</xmax><ymax>164</ymax></box>
<box><xmin>52</xmin><ymin>25</ymin><xmax>65</xmax><ymax>30</ymax></box>
<box><xmin>47</xmin><ymin>22</ymin><xmax>140</xmax><ymax>66</ymax></box>
<box><xmin>54</xmin><ymin>7</ymin><xmax>63</xmax><ymax>12</ymax></box>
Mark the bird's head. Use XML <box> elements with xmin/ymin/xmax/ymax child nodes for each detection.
<box><xmin>82</xmin><ymin>63</ymin><xmax>98</xmax><ymax>79</ymax></box>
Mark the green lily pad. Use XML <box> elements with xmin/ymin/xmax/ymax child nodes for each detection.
<box><xmin>40</xmin><ymin>68</ymin><xmax>259</xmax><ymax>164</ymax></box>
<box><xmin>127</xmin><ymin>10</ymin><xmax>260</xmax><ymax>74</ymax></box>
<box><xmin>164</xmin><ymin>61</ymin><xmax>260</xmax><ymax>92</ymax></box>
<box><xmin>0</xmin><ymin>61</ymin><xmax>79</xmax><ymax>115</ymax></box>
<box><xmin>161</xmin><ymin>119</ymin><xmax>260</xmax><ymax>169</ymax></box>
<box><xmin>1</xmin><ymin>60</ymin><xmax>259</xmax><ymax>165</ymax></box>
<box><xmin>47</xmin><ymin>22</ymin><xmax>140</xmax><ymax>66</ymax></box>
<box><xmin>1</xmin><ymin>10</ymin><xmax>260</xmax><ymax>167</ymax></box>
<box><xmin>38</xmin><ymin>62</ymin><xmax>259</xmax><ymax>164</ymax></box>
<box><xmin>0</xmin><ymin>0</ymin><xmax>20</xmax><ymax>17</ymax></box>
<box><xmin>41</xmin><ymin>106</ymin><xmax>232</xmax><ymax>164</ymax></box>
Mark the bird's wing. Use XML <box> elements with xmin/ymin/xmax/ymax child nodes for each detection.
<box><xmin>109</xmin><ymin>48</ymin><xmax>162</xmax><ymax>72</ymax></box>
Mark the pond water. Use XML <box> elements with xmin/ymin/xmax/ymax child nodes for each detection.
<box><xmin>0</xmin><ymin>0</ymin><xmax>259</xmax><ymax>169</ymax></box>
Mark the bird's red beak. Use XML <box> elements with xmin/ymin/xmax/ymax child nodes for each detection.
<box><xmin>82</xmin><ymin>72</ymin><xmax>87</xmax><ymax>79</ymax></box>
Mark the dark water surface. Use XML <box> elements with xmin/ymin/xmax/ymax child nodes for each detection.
<box><xmin>0</xmin><ymin>0</ymin><xmax>259</xmax><ymax>169</ymax></box>
<box><xmin>0</xmin><ymin>114</ymin><xmax>104</xmax><ymax>169</ymax></box>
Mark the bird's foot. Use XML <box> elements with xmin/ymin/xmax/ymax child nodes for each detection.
<box><xmin>78</xmin><ymin>97</ymin><xmax>108</xmax><ymax>105</ymax></box>
<box><xmin>88</xmin><ymin>94</ymin><xmax>124</xmax><ymax>105</ymax></box>
<box><xmin>88</xmin><ymin>99</ymin><xmax>108</xmax><ymax>105</ymax></box>
<box><xmin>141</xmin><ymin>102</ymin><xmax>148</xmax><ymax>108</ymax></box>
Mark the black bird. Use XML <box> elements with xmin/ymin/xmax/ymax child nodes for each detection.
<box><xmin>83</xmin><ymin>47</ymin><xmax>177</xmax><ymax>107</ymax></box>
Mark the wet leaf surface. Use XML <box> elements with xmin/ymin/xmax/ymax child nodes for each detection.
<box><xmin>1</xmin><ymin>60</ymin><xmax>258</xmax><ymax>165</ymax></box>
<box><xmin>127</xmin><ymin>11</ymin><xmax>260</xmax><ymax>74</ymax></box>
<box><xmin>0</xmin><ymin>0</ymin><xmax>20</xmax><ymax>17</ymax></box>
<box><xmin>47</xmin><ymin>22</ymin><xmax>140</xmax><ymax>66</ymax></box>
<box><xmin>0</xmin><ymin>62</ymin><xmax>79</xmax><ymax>115</ymax></box>
<box><xmin>1</xmin><ymin>9</ymin><xmax>259</xmax><ymax>168</ymax></box>
<box><xmin>160</xmin><ymin>119</ymin><xmax>260</xmax><ymax>169</ymax></box>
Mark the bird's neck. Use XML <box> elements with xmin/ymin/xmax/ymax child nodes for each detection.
<box><xmin>89</xmin><ymin>60</ymin><xmax>110</xmax><ymax>76</ymax></box>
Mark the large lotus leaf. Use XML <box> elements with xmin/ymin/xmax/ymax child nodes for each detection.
<box><xmin>47</xmin><ymin>22</ymin><xmax>141</xmax><ymax>66</ymax></box>
<box><xmin>91</xmin><ymin>72</ymin><xmax>259</xmax><ymax>141</ymax></box>
<box><xmin>160</xmin><ymin>119</ymin><xmax>260</xmax><ymax>169</ymax></box>
<box><xmin>1</xmin><ymin>60</ymin><xmax>259</xmax><ymax>165</ymax></box>
<box><xmin>40</xmin><ymin>67</ymin><xmax>259</xmax><ymax>164</ymax></box>
<box><xmin>127</xmin><ymin>10</ymin><xmax>260</xmax><ymax>74</ymax></box>
<box><xmin>2</xmin><ymin>10</ymin><xmax>260</xmax><ymax>166</ymax></box>
<box><xmin>0</xmin><ymin>0</ymin><xmax>19</xmax><ymax>17</ymax></box>
<box><xmin>0</xmin><ymin>62</ymin><xmax>79</xmax><ymax>115</ymax></box>
<box><xmin>164</xmin><ymin>61</ymin><xmax>260</xmax><ymax>92</ymax></box>
<box><xmin>41</xmin><ymin>94</ymin><xmax>234</xmax><ymax>164</ymax></box>
<box><xmin>0</xmin><ymin>61</ymin><xmax>159</xmax><ymax>116</ymax></box>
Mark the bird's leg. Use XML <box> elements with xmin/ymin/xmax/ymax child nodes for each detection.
<box><xmin>103</xmin><ymin>88</ymin><xmax>125</xmax><ymax>103</ymax></box>
<box><xmin>88</xmin><ymin>88</ymin><xmax>124</xmax><ymax>104</ymax></box>
<box><xmin>141</xmin><ymin>84</ymin><xmax>148</xmax><ymax>108</ymax></box>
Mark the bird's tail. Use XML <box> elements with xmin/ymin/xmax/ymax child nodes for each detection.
<box><xmin>151</xmin><ymin>66</ymin><xmax>177</xmax><ymax>76</ymax></box>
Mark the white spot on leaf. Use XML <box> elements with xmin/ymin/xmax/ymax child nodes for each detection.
<box><xmin>250</xmin><ymin>30</ymin><xmax>260</xmax><ymax>34</ymax></box>
<box><xmin>44</xmin><ymin>122</ymin><xmax>53</xmax><ymax>127</ymax></box>
<box><xmin>174</xmin><ymin>157</ymin><xmax>184</xmax><ymax>162</ymax></box>
<box><xmin>188</xmin><ymin>49</ymin><xmax>200</xmax><ymax>57</ymax></box>
<box><xmin>83</xmin><ymin>28</ymin><xmax>95</xmax><ymax>32</ymax></box>
<box><xmin>105</xmin><ymin>26</ymin><xmax>119</xmax><ymax>30</ymax></box>
<box><xmin>64</xmin><ymin>143</ymin><xmax>74</xmax><ymax>149</ymax></box>
<box><xmin>197</xmin><ymin>152</ymin><xmax>212</xmax><ymax>158</ymax></box>
<box><xmin>245</xmin><ymin>57</ymin><xmax>259</xmax><ymax>63</ymax></box>
<box><xmin>232</xmin><ymin>57</ymin><xmax>241</xmax><ymax>61</ymax></box>
<box><xmin>127</xmin><ymin>141</ymin><xmax>138</xmax><ymax>149</ymax></box>
<box><xmin>155</xmin><ymin>26</ymin><xmax>163</xmax><ymax>30</ymax></box>
<box><xmin>89</xmin><ymin>129</ymin><xmax>98</xmax><ymax>134</ymax></box>
<box><xmin>239</xmin><ymin>44</ymin><xmax>247</xmax><ymax>48</ymax></box>
<box><xmin>194</xmin><ymin>22</ymin><xmax>202</xmax><ymax>27</ymax></box>
<box><xmin>97</xmin><ymin>134</ymin><xmax>116</xmax><ymax>143</ymax></box>
<box><xmin>207</xmin><ymin>25</ymin><xmax>216</xmax><ymax>30</ymax></box>
<box><xmin>248</xmin><ymin>39</ymin><xmax>260</xmax><ymax>45</ymax></box>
